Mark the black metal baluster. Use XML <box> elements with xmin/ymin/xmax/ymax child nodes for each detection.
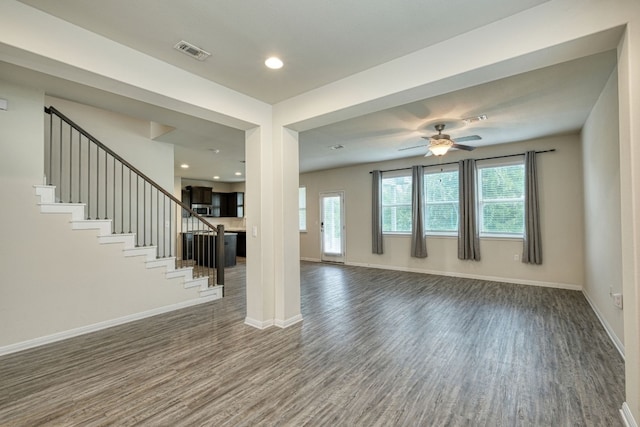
<box><xmin>121</xmin><ymin>163</ymin><xmax>124</xmax><ymax>234</ymax></box>
<box><xmin>104</xmin><ymin>151</ymin><xmax>108</xmax><ymax>221</ymax></box>
<box><xmin>169</xmin><ymin>199</ymin><xmax>173</xmax><ymax>258</ymax></box>
<box><xmin>136</xmin><ymin>175</ymin><xmax>139</xmax><ymax>246</ymax></box>
<box><xmin>69</xmin><ymin>126</ymin><xmax>72</xmax><ymax>202</ymax></box>
<box><xmin>58</xmin><ymin>119</ymin><xmax>62</xmax><ymax>201</ymax></box>
<box><xmin>156</xmin><ymin>189</ymin><xmax>160</xmax><ymax>254</ymax></box>
<box><xmin>48</xmin><ymin>111</ymin><xmax>52</xmax><ymax>186</ymax></box>
<box><xmin>96</xmin><ymin>147</ymin><xmax>100</xmax><ymax>219</ymax></box>
<box><xmin>129</xmin><ymin>168</ymin><xmax>132</xmax><ymax>233</ymax></box>
<box><xmin>163</xmin><ymin>196</ymin><xmax>166</xmax><ymax>258</ymax></box>
<box><xmin>112</xmin><ymin>156</ymin><xmax>116</xmax><ymax>233</ymax></box>
<box><xmin>143</xmin><ymin>181</ymin><xmax>146</xmax><ymax>246</ymax></box>
<box><xmin>78</xmin><ymin>134</ymin><xmax>82</xmax><ymax>205</ymax></box>
<box><xmin>87</xmin><ymin>141</ymin><xmax>91</xmax><ymax>219</ymax></box>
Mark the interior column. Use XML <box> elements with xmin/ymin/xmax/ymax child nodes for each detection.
<box><xmin>244</xmin><ymin>124</ymin><xmax>302</xmax><ymax>328</ymax></box>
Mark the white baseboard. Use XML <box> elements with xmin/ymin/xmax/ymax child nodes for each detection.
<box><xmin>244</xmin><ymin>317</ymin><xmax>275</xmax><ymax>329</ymax></box>
<box><xmin>344</xmin><ymin>261</ymin><xmax>582</xmax><ymax>291</ymax></box>
<box><xmin>621</xmin><ymin>402</ymin><xmax>638</xmax><ymax>427</ymax></box>
<box><xmin>300</xmin><ymin>257</ymin><xmax>321</xmax><ymax>263</ymax></box>
<box><xmin>0</xmin><ymin>295</ymin><xmax>220</xmax><ymax>357</ymax></box>
<box><xmin>582</xmin><ymin>290</ymin><xmax>625</xmax><ymax>359</ymax></box>
<box><xmin>275</xmin><ymin>314</ymin><xmax>303</xmax><ymax>328</ymax></box>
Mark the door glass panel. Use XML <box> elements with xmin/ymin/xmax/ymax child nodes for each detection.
<box><xmin>322</xmin><ymin>195</ymin><xmax>342</xmax><ymax>255</ymax></box>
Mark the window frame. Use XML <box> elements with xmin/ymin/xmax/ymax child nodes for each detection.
<box><xmin>423</xmin><ymin>164</ymin><xmax>460</xmax><ymax>237</ymax></box>
<box><xmin>476</xmin><ymin>158</ymin><xmax>525</xmax><ymax>239</ymax></box>
<box><xmin>381</xmin><ymin>171</ymin><xmax>412</xmax><ymax>235</ymax></box>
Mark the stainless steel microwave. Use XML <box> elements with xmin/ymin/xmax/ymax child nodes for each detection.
<box><xmin>191</xmin><ymin>204</ymin><xmax>212</xmax><ymax>216</ymax></box>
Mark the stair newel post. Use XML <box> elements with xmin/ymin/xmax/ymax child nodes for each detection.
<box><xmin>216</xmin><ymin>224</ymin><xmax>225</xmax><ymax>290</ymax></box>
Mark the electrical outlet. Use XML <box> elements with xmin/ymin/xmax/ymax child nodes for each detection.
<box><xmin>513</xmin><ymin>254</ymin><xmax>519</xmax><ymax>261</ymax></box>
<box><xmin>613</xmin><ymin>293</ymin><xmax>623</xmax><ymax>309</ymax></box>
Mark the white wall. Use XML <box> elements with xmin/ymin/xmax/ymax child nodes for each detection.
<box><xmin>581</xmin><ymin>69</ymin><xmax>624</xmax><ymax>350</ymax></box>
<box><xmin>300</xmin><ymin>135</ymin><xmax>584</xmax><ymax>289</ymax></box>
<box><xmin>46</xmin><ymin>96</ymin><xmax>175</xmax><ymax>192</ymax></box>
<box><xmin>0</xmin><ymin>81</ymin><xmax>203</xmax><ymax>350</ymax></box>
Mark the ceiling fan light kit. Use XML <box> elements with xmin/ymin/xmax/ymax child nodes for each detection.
<box><xmin>427</xmin><ymin>143</ymin><xmax>452</xmax><ymax>156</ymax></box>
<box><xmin>425</xmin><ymin>123</ymin><xmax>476</xmax><ymax>156</ymax></box>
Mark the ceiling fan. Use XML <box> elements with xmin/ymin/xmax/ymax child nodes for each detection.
<box><xmin>400</xmin><ymin>123</ymin><xmax>481</xmax><ymax>156</ymax></box>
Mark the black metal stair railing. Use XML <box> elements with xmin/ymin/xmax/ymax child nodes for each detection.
<box><xmin>44</xmin><ymin>106</ymin><xmax>224</xmax><ymax>289</ymax></box>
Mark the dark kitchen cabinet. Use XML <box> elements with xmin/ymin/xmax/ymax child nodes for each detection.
<box><xmin>188</xmin><ymin>186</ymin><xmax>213</xmax><ymax>205</ymax></box>
<box><xmin>180</xmin><ymin>190</ymin><xmax>191</xmax><ymax>217</ymax></box>
<box><xmin>221</xmin><ymin>192</ymin><xmax>244</xmax><ymax>217</ymax></box>
<box><xmin>181</xmin><ymin>232</ymin><xmax>237</xmax><ymax>267</ymax></box>
<box><xmin>235</xmin><ymin>231</ymin><xmax>246</xmax><ymax>257</ymax></box>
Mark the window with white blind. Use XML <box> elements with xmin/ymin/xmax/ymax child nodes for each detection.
<box><xmin>477</xmin><ymin>161</ymin><xmax>525</xmax><ymax>237</ymax></box>
<box><xmin>299</xmin><ymin>186</ymin><xmax>307</xmax><ymax>232</ymax></box>
<box><xmin>424</xmin><ymin>167</ymin><xmax>459</xmax><ymax>235</ymax></box>
<box><xmin>381</xmin><ymin>173</ymin><xmax>412</xmax><ymax>233</ymax></box>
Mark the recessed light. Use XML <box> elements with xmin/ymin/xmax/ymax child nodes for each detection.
<box><xmin>180</xmin><ymin>164</ymin><xmax>189</xmax><ymax>169</ymax></box>
<box><xmin>213</xmin><ymin>176</ymin><xmax>220</xmax><ymax>180</ymax></box>
<box><xmin>208</xmin><ymin>148</ymin><xmax>220</xmax><ymax>154</ymax></box>
<box><xmin>265</xmin><ymin>56</ymin><xmax>283</xmax><ymax>69</ymax></box>
<box><xmin>234</xmin><ymin>172</ymin><xmax>242</xmax><ymax>176</ymax></box>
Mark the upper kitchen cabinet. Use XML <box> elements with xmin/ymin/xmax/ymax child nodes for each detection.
<box><xmin>188</xmin><ymin>186</ymin><xmax>213</xmax><ymax>205</ymax></box>
<box><xmin>222</xmin><ymin>192</ymin><xmax>244</xmax><ymax>217</ymax></box>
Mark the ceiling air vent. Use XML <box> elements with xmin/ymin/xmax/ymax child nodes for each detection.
<box><xmin>174</xmin><ymin>40</ymin><xmax>211</xmax><ymax>61</ymax></box>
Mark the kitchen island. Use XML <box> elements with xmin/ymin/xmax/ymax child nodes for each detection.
<box><xmin>181</xmin><ymin>231</ymin><xmax>237</xmax><ymax>267</ymax></box>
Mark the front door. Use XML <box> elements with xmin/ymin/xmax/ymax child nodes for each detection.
<box><xmin>320</xmin><ymin>191</ymin><xmax>345</xmax><ymax>263</ymax></box>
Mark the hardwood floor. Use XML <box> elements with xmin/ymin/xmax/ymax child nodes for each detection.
<box><xmin>0</xmin><ymin>262</ymin><xmax>625</xmax><ymax>426</ymax></box>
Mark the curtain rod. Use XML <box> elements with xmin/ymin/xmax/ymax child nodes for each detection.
<box><xmin>369</xmin><ymin>149</ymin><xmax>556</xmax><ymax>174</ymax></box>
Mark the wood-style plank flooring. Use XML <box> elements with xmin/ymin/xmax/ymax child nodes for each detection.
<box><xmin>0</xmin><ymin>261</ymin><xmax>626</xmax><ymax>426</ymax></box>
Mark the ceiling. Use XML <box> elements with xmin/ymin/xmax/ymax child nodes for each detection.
<box><xmin>10</xmin><ymin>0</ymin><xmax>619</xmax><ymax>181</ymax></box>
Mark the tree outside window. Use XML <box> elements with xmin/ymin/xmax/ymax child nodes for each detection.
<box><xmin>477</xmin><ymin>163</ymin><xmax>525</xmax><ymax>236</ymax></box>
<box><xmin>424</xmin><ymin>169</ymin><xmax>459</xmax><ymax>234</ymax></box>
<box><xmin>381</xmin><ymin>175</ymin><xmax>412</xmax><ymax>233</ymax></box>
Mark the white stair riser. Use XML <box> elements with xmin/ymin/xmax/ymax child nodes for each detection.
<box><xmin>146</xmin><ymin>258</ymin><xmax>176</xmax><ymax>270</ymax></box>
<box><xmin>39</xmin><ymin>203</ymin><xmax>85</xmax><ymax>221</ymax></box>
<box><xmin>184</xmin><ymin>277</ymin><xmax>208</xmax><ymax>289</ymax></box>
<box><xmin>97</xmin><ymin>234</ymin><xmax>136</xmax><ymax>248</ymax></box>
<box><xmin>123</xmin><ymin>247</ymin><xmax>157</xmax><ymax>261</ymax></box>
<box><xmin>200</xmin><ymin>286</ymin><xmax>222</xmax><ymax>298</ymax></box>
<box><xmin>166</xmin><ymin>268</ymin><xmax>193</xmax><ymax>281</ymax></box>
<box><xmin>34</xmin><ymin>185</ymin><xmax>56</xmax><ymax>203</ymax></box>
<box><xmin>71</xmin><ymin>220</ymin><xmax>112</xmax><ymax>235</ymax></box>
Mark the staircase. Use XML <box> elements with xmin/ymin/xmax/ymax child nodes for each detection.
<box><xmin>42</xmin><ymin>105</ymin><xmax>225</xmax><ymax>302</ymax></box>
<box><xmin>33</xmin><ymin>185</ymin><xmax>222</xmax><ymax>299</ymax></box>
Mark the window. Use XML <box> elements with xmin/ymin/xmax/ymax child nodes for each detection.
<box><xmin>424</xmin><ymin>167</ymin><xmax>459</xmax><ymax>235</ymax></box>
<box><xmin>299</xmin><ymin>187</ymin><xmax>306</xmax><ymax>232</ymax></box>
<box><xmin>477</xmin><ymin>161</ymin><xmax>525</xmax><ymax>237</ymax></box>
<box><xmin>382</xmin><ymin>173</ymin><xmax>412</xmax><ymax>233</ymax></box>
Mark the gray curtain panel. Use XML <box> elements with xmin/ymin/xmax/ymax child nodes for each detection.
<box><xmin>458</xmin><ymin>159</ymin><xmax>481</xmax><ymax>261</ymax></box>
<box><xmin>372</xmin><ymin>170</ymin><xmax>383</xmax><ymax>254</ymax></box>
<box><xmin>411</xmin><ymin>165</ymin><xmax>428</xmax><ymax>258</ymax></box>
<box><xmin>522</xmin><ymin>151</ymin><xmax>542</xmax><ymax>264</ymax></box>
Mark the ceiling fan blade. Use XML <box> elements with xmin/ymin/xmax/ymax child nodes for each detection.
<box><xmin>452</xmin><ymin>143</ymin><xmax>475</xmax><ymax>151</ymax></box>
<box><xmin>399</xmin><ymin>143</ymin><xmax>429</xmax><ymax>151</ymax></box>
<box><xmin>455</xmin><ymin>135</ymin><xmax>481</xmax><ymax>143</ymax></box>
